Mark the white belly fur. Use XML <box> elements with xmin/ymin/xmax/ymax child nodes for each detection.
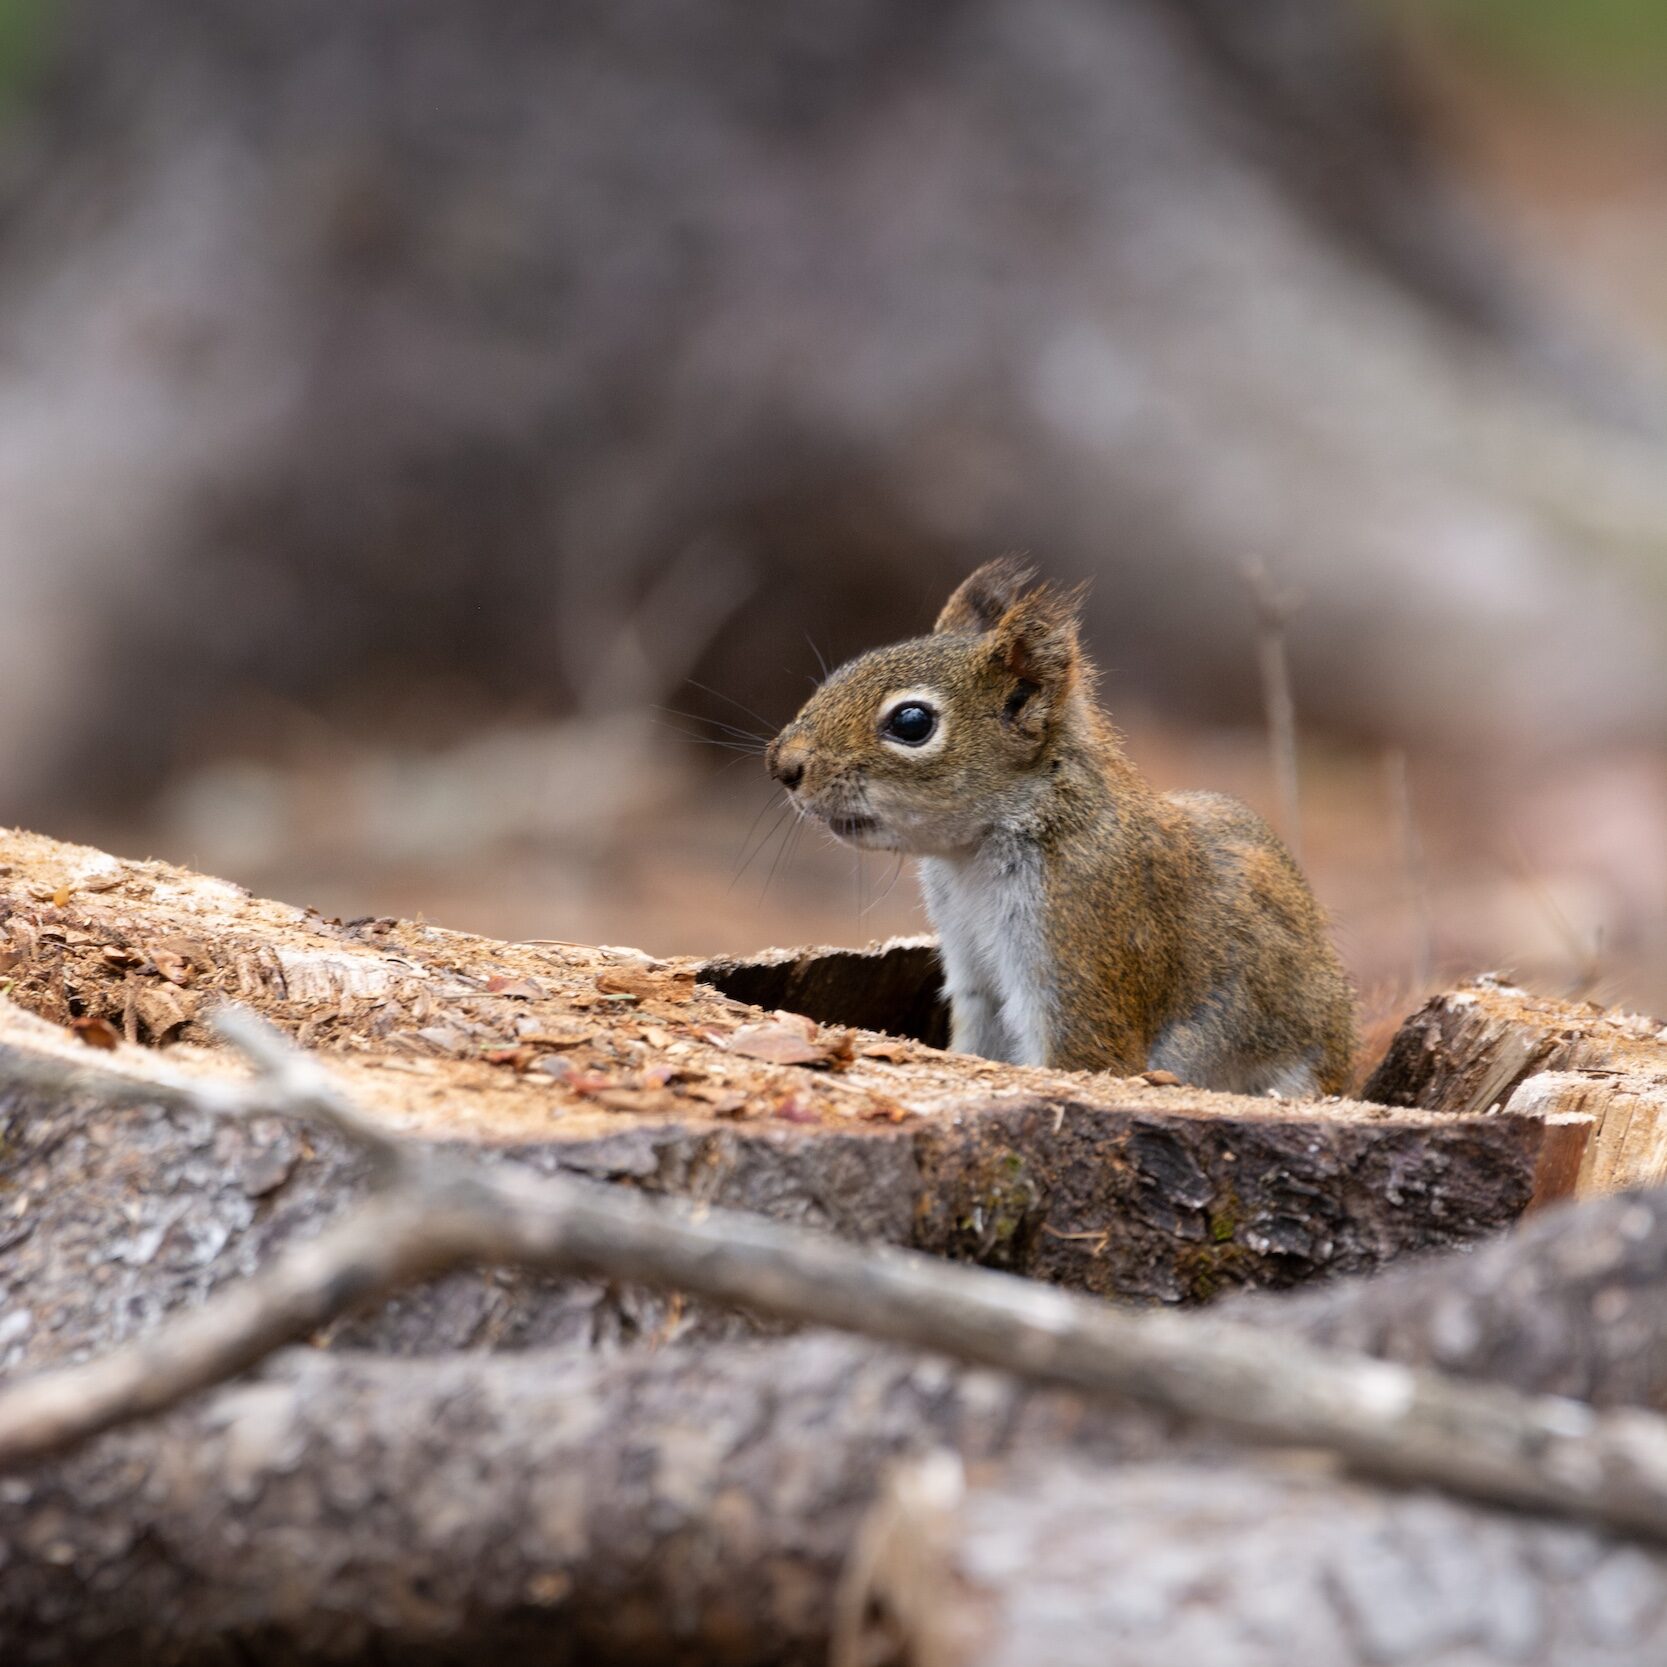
<box><xmin>918</xmin><ymin>839</ymin><xmax>1051</xmax><ymax>1067</ymax></box>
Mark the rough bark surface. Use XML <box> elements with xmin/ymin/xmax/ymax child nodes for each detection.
<box><xmin>1227</xmin><ymin>1185</ymin><xmax>1667</xmax><ymax>1408</ymax></box>
<box><xmin>10</xmin><ymin>1154</ymin><xmax>1667</xmax><ymax>1662</ymax></box>
<box><xmin>0</xmin><ymin>1338</ymin><xmax>1151</xmax><ymax>1667</ymax></box>
<box><xmin>0</xmin><ymin>831</ymin><xmax>1582</xmax><ymax>1377</ymax></box>
<box><xmin>859</xmin><ymin>1457</ymin><xmax>1667</xmax><ymax>1667</ymax></box>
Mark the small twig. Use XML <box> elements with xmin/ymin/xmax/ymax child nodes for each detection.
<box><xmin>1383</xmin><ymin>747</ymin><xmax>1435</xmax><ymax>992</ymax></box>
<box><xmin>1503</xmin><ymin>837</ymin><xmax>1605</xmax><ymax>1001</ymax></box>
<box><xmin>1244</xmin><ymin>559</ymin><xmax>1303</xmax><ymax>864</ymax></box>
<box><xmin>207</xmin><ymin>1007</ymin><xmax>406</xmax><ymax>1175</ymax></box>
<box><xmin>5</xmin><ymin>1017</ymin><xmax>1667</xmax><ymax>1546</ymax></box>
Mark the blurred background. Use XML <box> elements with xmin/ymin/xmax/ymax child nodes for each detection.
<box><xmin>0</xmin><ymin>0</ymin><xmax>1663</xmax><ymax>1030</ymax></box>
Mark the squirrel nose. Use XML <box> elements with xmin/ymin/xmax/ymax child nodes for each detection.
<box><xmin>769</xmin><ymin>734</ymin><xmax>808</xmax><ymax>791</ymax></box>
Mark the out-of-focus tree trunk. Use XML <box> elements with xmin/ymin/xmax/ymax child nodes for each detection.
<box><xmin>0</xmin><ymin>0</ymin><xmax>1662</xmax><ymax>816</ymax></box>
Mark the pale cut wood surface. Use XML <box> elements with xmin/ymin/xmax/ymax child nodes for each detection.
<box><xmin>1366</xmin><ymin>976</ymin><xmax>1667</xmax><ymax>1197</ymax></box>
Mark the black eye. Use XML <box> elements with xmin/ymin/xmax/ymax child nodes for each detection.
<box><xmin>883</xmin><ymin>702</ymin><xmax>937</xmax><ymax>746</ymax></box>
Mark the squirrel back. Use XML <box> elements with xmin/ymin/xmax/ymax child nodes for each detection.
<box><xmin>766</xmin><ymin>558</ymin><xmax>1356</xmax><ymax>1094</ymax></box>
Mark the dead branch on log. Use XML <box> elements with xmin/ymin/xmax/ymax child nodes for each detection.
<box><xmin>7</xmin><ymin>1011</ymin><xmax>1667</xmax><ymax>1546</ymax></box>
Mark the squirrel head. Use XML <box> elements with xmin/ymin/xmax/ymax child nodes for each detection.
<box><xmin>766</xmin><ymin>557</ymin><xmax>1090</xmax><ymax>854</ymax></box>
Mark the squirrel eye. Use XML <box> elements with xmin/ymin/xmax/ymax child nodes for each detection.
<box><xmin>882</xmin><ymin>702</ymin><xmax>937</xmax><ymax>746</ymax></box>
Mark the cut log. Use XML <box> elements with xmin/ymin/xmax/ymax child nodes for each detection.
<box><xmin>851</xmin><ymin>1456</ymin><xmax>1667</xmax><ymax>1667</ymax></box>
<box><xmin>0</xmin><ymin>831</ymin><xmax>1590</xmax><ymax>1370</ymax></box>
<box><xmin>1364</xmin><ymin>976</ymin><xmax>1667</xmax><ymax>1197</ymax></box>
<box><xmin>0</xmin><ymin>1336</ymin><xmax>1155</xmax><ymax>1667</ymax></box>
<box><xmin>11</xmin><ymin>1162</ymin><xmax>1667</xmax><ymax>1664</ymax></box>
<box><xmin>1507</xmin><ymin>1072</ymin><xmax>1667</xmax><ymax>1199</ymax></box>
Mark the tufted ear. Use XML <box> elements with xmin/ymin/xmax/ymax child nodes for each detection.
<box><xmin>933</xmin><ymin>555</ymin><xmax>1037</xmax><ymax>636</ymax></box>
<box><xmin>989</xmin><ymin>580</ymin><xmax>1086</xmax><ymax>685</ymax></box>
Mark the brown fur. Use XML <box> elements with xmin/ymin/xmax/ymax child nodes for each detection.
<box><xmin>767</xmin><ymin>559</ymin><xmax>1355</xmax><ymax>1093</ymax></box>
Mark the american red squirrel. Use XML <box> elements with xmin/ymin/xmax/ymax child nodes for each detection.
<box><xmin>766</xmin><ymin>558</ymin><xmax>1355</xmax><ymax>1094</ymax></box>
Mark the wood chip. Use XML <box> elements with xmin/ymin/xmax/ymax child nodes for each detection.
<box><xmin>69</xmin><ymin>1016</ymin><xmax>120</xmax><ymax>1050</ymax></box>
<box><xmin>150</xmin><ymin>949</ymin><xmax>197</xmax><ymax>987</ymax></box>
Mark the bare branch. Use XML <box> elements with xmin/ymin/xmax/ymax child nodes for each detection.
<box><xmin>207</xmin><ymin>1005</ymin><xmax>406</xmax><ymax>1173</ymax></box>
<box><xmin>1244</xmin><ymin>557</ymin><xmax>1304</xmax><ymax>863</ymax></box>
<box><xmin>5</xmin><ymin>1014</ymin><xmax>1667</xmax><ymax>1548</ymax></box>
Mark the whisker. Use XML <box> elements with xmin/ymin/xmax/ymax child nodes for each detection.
<box><xmin>653</xmin><ymin>706</ymin><xmax>771</xmax><ymax>745</ymax></box>
<box><xmin>805</xmin><ymin>631</ymin><xmax>830</xmax><ymax>680</ymax></box>
<box><xmin>731</xmin><ymin>795</ymin><xmax>793</xmax><ymax>890</ymax></box>
<box><xmin>763</xmin><ymin>804</ymin><xmax>805</xmax><ymax>902</ymax></box>
<box><xmin>655</xmin><ymin>721</ymin><xmax>767</xmax><ymax>756</ymax></box>
<box><xmin>860</xmin><ymin>853</ymin><xmax>908</xmax><ymax>918</ymax></box>
<box><xmin>684</xmin><ymin>678</ymin><xmax>778</xmax><ymax>736</ymax></box>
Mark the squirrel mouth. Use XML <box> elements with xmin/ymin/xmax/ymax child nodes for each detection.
<box><xmin>827</xmin><ymin>813</ymin><xmax>879</xmax><ymax>840</ymax></box>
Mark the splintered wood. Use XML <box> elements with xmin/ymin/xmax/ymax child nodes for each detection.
<box><xmin>1367</xmin><ymin>976</ymin><xmax>1667</xmax><ymax>1198</ymax></box>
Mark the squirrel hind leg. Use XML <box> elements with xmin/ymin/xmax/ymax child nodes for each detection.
<box><xmin>1148</xmin><ymin>1019</ymin><xmax>1323</xmax><ymax>1100</ymax></box>
<box><xmin>1253</xmin><ymin>1057</ymin><xmax>1323</xmax><ymax>1100</ymax></box>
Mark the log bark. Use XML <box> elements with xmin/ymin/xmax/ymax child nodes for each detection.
<box><xmin>853</xmin><ymin>1456</ymin><xmax>1667</xmax><ymax>1667</ymax></box>
<box><xmin>10</xmin><ymin>1135</ymin><xmax>1667</xmax><ymax>1662</ymax></box>
<box><xmin>0</xmin><ymin>830</ymin><xmax>1583</xmax><ymax>1379</ymax></box>
<box><xmin>1229</xmin><ymin>1185</ymin><xmax>1667</xmax><ymax>1408</ymax></box>
<box><xmin>0</xmin><ymin>1337</ymin><xmax>1145</xmax><ymax>1667</ymax></box>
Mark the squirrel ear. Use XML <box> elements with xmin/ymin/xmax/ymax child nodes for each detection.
<box><xmin>988</xmin><ymin>581</ymin><xmax>1086</xmax><ymax>693</ymax></box>
<box><xmin>934</xmin><ymin>555</ymin><xmax>1037</xmax><ymax>636</ymax></box>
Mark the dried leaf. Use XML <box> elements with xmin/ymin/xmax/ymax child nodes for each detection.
<box><xmin>684</xmin><ymin>1083</ymin><xmax>748</xmax><ymax>1115</ymax></box>
<box><xmin>857</xmin><ymin>1039</ymin><xmax>911</xmax><ymax>1062</ymax></box>
<box><xmin>728</xmin><ymin>1020</ymin><xmax>831</xmax><ymax>1066</ymax></box>
<box><xmin>729</xmin><ymin>1013</ymin><xmax>857</xmax><ymax>1069</ymax></box>
<box><xmin>596</xmin><ymin>966</ymin><xmax>696</xmax><ymax>1004</ymax></box>
<box><xmin>69</xmin><ymin>1016</ymin><xmax>120</xmax><ymax>1050</ymax></box>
